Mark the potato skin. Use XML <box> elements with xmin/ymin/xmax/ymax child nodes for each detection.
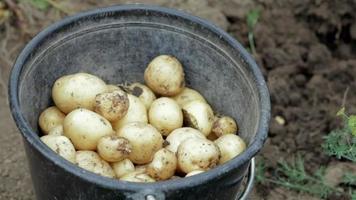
<box><xmin>120</xmin><ymin>171</ymin><xmax>155</xmax><ymax>183</ymax></box>
<box><xmin>40</xmin><ymin>135</ymin><xmax>76</xmax><ymax>163</ymax></box>
<box><xmin>48</xmin><ymin>125</ymin><xmax>64</xmax><ymax>136</ymax></box>
<box><xmin>165</xmin><ymin>127</ymin><xmax>205</xmax><ymax>154</ymax></box>
<box><xmin>128</xmin><ymin>82</ymin><xmax>156</xmax><ymax>110</ymax></box>
<box><xmin>106</xmin><ymin>84</ymin><xmax>121</xmax><ymax>92</ymax></box>
<box><xmin>76</xmin><ymin>151</ymin><xmax>115</xmax><ymax>178</ymax></box>
<box><xmin>117</xmin><ymin>122</ymin><xmax>163</xmax><ymax>164</ymax></box>
<box><xmin>212</xmin><ymin>116</ymin><xmax>238</xmax><ymax>137</ymax></box>
<box><xmin>182</xmin><ymin>100</ymin><xmax>214</xmax><ymax>136</ymax></box>
<box><xmin>112</xmin><ymin>94</ymin><xmax>147</xmax><ymax>131</ymax></box>
<box><xmin>94</xmin><ymin>90</ymin><xmax>129</xmax><ymax>122</ymax></box>
<box><xmin>63</xmin><ymin>108</ymin><xmax>113</xmax><ymax>150</ymax></box>
<box><xmin>111</xmin><ymin>159</ymin><xmax>135</xmax><ymax>178</ymax></box>
<box><xmin>147</xmin><ymin>149</ymin><xmax>177</xmax><ymax>180</ymax></box>
<box><xmin>172</xmin><ymin>87</ymin><xmax>206</xmax><ymax>107</ymax></box>
<box><xmin>38</xmin><ymin>106</ymin><xmax>65</xmax><ymax>134</ymax></box>
<box><xmin>214</xmin><ymin>134</ymin><xmax>246</xmax><ymax>164</ymax></box>
<box><xmin>177</xmin><ymin>138</ymin><xmax>220</xmax><ymax>173</ymax></box>
<box><xmin>52</xmin><ymin>73</ymin><xmax>107</xmax><ymax>113</ymax></box>
<box><xmin>97</xmin><ymin>135</ymin><xmax>132</xmax><ymax>162</ymax></box>
<box><xmin>149</xmin><ymin>97</ymin><xmax>183</xmax><ymax>136</ymax></box>
<box><xmin>144</xmin><ymin>55</ymin><xmax>185</xmax><ymax>96</ymax></box>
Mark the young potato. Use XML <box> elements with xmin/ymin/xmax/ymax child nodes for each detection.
<box><xmin>111</xmin><ymin>158</ymin><xmax>135</xmax><ymax>178</ymax></box>
<box><xmin>214</xmin><ymin>134</ymin><xmax>246</xmax><ymax>164</ymax></box>
<box><xmin>97</xmin><ymin>135</ymin><xmax>132</xmax><ymax>162</ymax></box>
<box><xmin>212</xmin><ymin>116</ymin><xmax>238</xmax><ymax>137</ymax></box>
<box><xmin>127</xmin><ymin>82</ymin><xmax>156</xmax><ymax>110</ymax></box>
<box><xmin>76</xmin><ymin>151</ymin><xmax>115</xmax><ymax>178</ymax></box>
<box><xmin>48</xmin><ymin>125</ymin><xmax>64</xmax><ymax>136</ymax></box>
<box><xmin>120</xmin><ymin>171</ymin><xmax>155</xmax><ymax>183</ymax></box>
<box><xmin>94</xmin><ymin>89</ymin><xmax>129</xmax><ymax>122</ymax></box>
<box><xmin>185</xmin><ymin>170</ymin><xmax>205</xmax><ymax>177</ymax></box>
<box><xmin>182</xmin><ymin>100</ymin><xmax>214</xmax><ymax>136</ymax></box>
<box><xmin>117</xmin><ymin>122</ymin><xmax>163</xmax><ymax>164</ymax></box>
<box><xmin>38</xmin><ymin>106</ymin><xmax>65</xmax><ymax>134</ymax></box>
<box><xmin>144</xmin><ymin>55</ymin><xmax>185</xmax><ymax>96</ymax></box>
<box><xmin>165</xmin><ymin>127</ymin><xmax>206</xmax><ymax>154</ymax></box>
<box><xmin>40</xmin><ymin>135</ymin><xmax>75</xmax><ymax>163</ymax></box>
<box><xmin>149</xmin><ymin>97</ymin><xmax>183</xmax><ymax>136</ymax></box>
<box><xmin>63</xmin><ymin>108</ymin><xmax>113</xmax><ymax>150</ymax></box>
<box><xmin>52</xmin><ymin>73</ymin><xmax>107</xmax><ymax>113</ymax></box>
<box><xmin>177</xmin><ymin>138</ymin><xmax>220</xmax><ymax>173</ymax></box>
<box><xmin>147</xmin><ymin>149</ymin><xmax>177</xmax><ymax>180</ymax></box>
<box><xmin>112</xmin><ymin>94</ymin><xmax>147</xmax><ymax>131</ymax></box>
<box><xmin>171</xmin><ymin>87</ymin><xmax>206</xmax><ymax>107</ymax></box>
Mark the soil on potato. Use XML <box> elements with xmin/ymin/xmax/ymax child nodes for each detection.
<box><xmin>0</xmin><ymin>0</ymin><xmax>355</xmax><ymax>200</ymax></box>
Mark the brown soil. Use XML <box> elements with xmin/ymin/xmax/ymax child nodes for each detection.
<box><xmin>0</xmin><ymin>0</ymin><xmax>355</xmax><ymax>200</ymax></box>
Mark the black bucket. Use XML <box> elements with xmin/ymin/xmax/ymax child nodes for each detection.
<box><xmin>8</xmin><ymin>5</ymin><xmax>270</xmax><ymax>200</ymax></box>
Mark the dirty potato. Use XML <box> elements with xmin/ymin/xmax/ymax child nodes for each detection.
<box><xmin>111</xmin><ymin>158</ymin><xmax>135</xmax><ymax>178</ymax></box>
<box><xmin>38</xmin><ymin>106</ymin><xmax>65</xmax><ymax>134</ymax></box>
<box><xmin>40</xmin><ymin>135</ymin><xmax>76</xmax><ymax>163</ymax></box>
<box><xmin>147</xmin><ymin>149</ymin><xmax>177</xmax><ymax>180</ymax></box>
<box><xmin>214</xmin><ymin>134</ymin><xmax>246</xmax><ymax>164</ymax></box>
<box><xmin>211</xmin><ymin>116</ymin><xmax>238</xmax><ymax>137</ymax></box>
<box><xmin>94</xmin><ymin>90</ymin><xmax>129</xmax><ymax>122</ymax></box>
<box><xmin>76</xmin><ymin>151</ymin><xmax>115</xmax><ymax>178</ymax></box>
<box><xmin>165</xmin><ymin>127</ymin><xmax>205</xmax><ymax>154</ymax></box>
<box><xmin>172</xmin><ymin>87</ymin><xmax>206</xmax><ymax>107</ymax></box>
<box><xmin>97</xmin><ymin>135</ymin><xmax>132</xmax><ymax>162</ymax></box>
<box><xmin>182</xmin><ymin>100</ymin><xmax>214</xmax><ymax>136</ymax></box>
<box><xmin>120</xmin><ymin>171</ymin><xmax>155</xmax><ymax>183</ymax></box>
<box><xmin>127</xmin><ymin>82</ymin><xmax>156</xmax><ymax>110</ymax></box>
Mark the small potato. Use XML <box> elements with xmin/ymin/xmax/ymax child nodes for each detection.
<box><xmin>177</xmin><ymin>138</ymin><xmax>220</xmax><ymax>173</ymax></box>
<box><xmin>144</xmin><ymin>55</ymin><xmax>185</xmax><ymax>96</ymax></box>
<box><xmin>40</xmin><ymin>135</ymin><xmax>75</xmax><ymax>163</ymax></box>
<box><xmin>149</xmin><ymin>97</ymin><xmax>183</xmax><ymax>136</ymax></box>
<box><xmin>117</xmin><ymin>122</ymin><xmax>163</xmax><ymax>164</ymax></box>
<box><xmin>214</xmin><ymin>134</ymin><xmax>246</xmax><ymax>164</ymax></box>
<box><xmin>165</xmin><ymin>127</ymin><xmax>205</xmax><ymax>154</ymax></box>
<box><xmin>127</xmin><ymin>82</ymin><xmax>156</xmax><ymax>110</ymax></box>
<box><xmin>182</xmin><ymin>100</ymin><xmax>214</xmax><ymax>136</ymax></box>
<box><xmin>147</xmin><ymin>149</ymin><xmax>177</xmax><ymax>180</ymax></box>
<box><xmin>212</xmin><ymin>116</ymin><xmax>238</xmax><ymax>137</ymax></box>
<box><xmin>63</xmin><ymin>108</ymin><xmax>113</xmax><ymax>150</ymax></box>
<box><xmin>52</xmin><ymin>73</ymin><xmax>107</xmax><ymax>113</ymax></box>
<box><xmin>135</xmin><ymin>164</ymin><xmax>148</xmax><ymax>173</ymax></box>
<box><xmin>76</xmin><ymin>151</ymin><xmax>115</xmax><ymax>178</ymax></box>
<box><xmin>48</xmin><ymin>125</ymin><xmax>64</xmax><ymax>136</ymax></box>
<box><xmin>120</xmin><ymin>171</ymin><xmax>155</xmax><ymax>183</ymax></box>
<box><xmin>38</xmin><ymin>106</ymin><xmax>65</xmax><ymax>134</ymax></box>
<box><xmin>111</xmin><ymin>159</ymin><xmax>135</xmax><ymax>178</ymax></box>
<box><xmin>171</xmin><ymin>87</ymin><xmax>206</xmax><ymax>107</ymax></box>
<box><xmin>107</xmin><ymin>84</ymin><xmax>121</xmax><ymax>92</ymax></box>
<box><xmin>94</xmin><ymin>90</ymin><xmax>129</xmax><ymax>122</ymax></box>
<box><xmin>112</xmin><ymin>94</ymin><xmax>147</xmax><ymax>131</ymax></box>
<box><xmin>97</xmin><ymin>135</ymin><xmax>132</xmax><ymax>162</ymax></box>
<box><xmin>185</xmin><ymin>170</ymin><xmax>205</xmax><ymax>177</ymax></box>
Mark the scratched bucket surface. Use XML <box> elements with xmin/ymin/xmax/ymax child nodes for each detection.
<box><xmin>9</xmin><ymin>5</ymin><xmax>270</xmax><ymax>200</ymax></box>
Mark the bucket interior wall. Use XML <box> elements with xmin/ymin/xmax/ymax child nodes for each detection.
<box><xmin>18</xmin><ymin>10</ymin><xmax>260</xmax><ymax>145</ymax></box>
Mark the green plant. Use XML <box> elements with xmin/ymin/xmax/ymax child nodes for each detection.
<box><xmin>323</xmin><ymin>107</ymin><xmax>356</xmax><ymax>162</ymax></box>
<box><xmin>29</xmin><ymin>0</ymin><xmax>49</xmax><ymax>10</ymax></box>
<box><xmin>26</xmin><ymin>0</ymin><xmax>70</xmax><ymax>14</ymax></box>
<box><xmin>342</xmin><ymin>172</ymin><xmax>356</xmax><ymax>186</ymax></box>
<box><xmin>246</xmin><ymin>9</ymin><xmax>260</xmax><ymax>55</ymax></box>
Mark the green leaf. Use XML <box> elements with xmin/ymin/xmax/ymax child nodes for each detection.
<box><xmin>348</xmin><ymin>115</ymin><xmax>356</xmax><ymax>136</ymax></box>
<box><xmin>247</xmin><ymin>9</ymin><xmax>260</xmax><ymax>30</ymax></box>
<box><xmin>336</xmin><ymin>107</ymin><xmax>346</xmax><ymax>117</ymax></box>
<box><xmin>30</xmin><ymin>0</ymin><xmax>49</xmax><ymax>10</ymax></box>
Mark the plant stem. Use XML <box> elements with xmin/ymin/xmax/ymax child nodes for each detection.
<box><xmin>248</xmin><ymin>32</ymin><xmax>256</xmax><ymax>55</ymax></box>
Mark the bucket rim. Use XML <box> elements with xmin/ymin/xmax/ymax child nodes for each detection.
<box><xmin>8</xmin><ymin>4</ymin><xmax>270</xmax><ymax>192</ymax></box>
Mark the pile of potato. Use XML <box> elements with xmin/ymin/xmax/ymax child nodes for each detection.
<box><xmin>38</xmin><ymin>55</ymin><xmax>246</xmax><ymax>182</ymax></box>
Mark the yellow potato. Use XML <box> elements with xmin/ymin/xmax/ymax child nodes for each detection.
<box><xmin>63</xmin><ymin>108</ymin><xmax>113</xmax><ymax>150</ymax></box>
<box><xmin>165</xmin><ymin>127</ymin><xmax>205</xmax><ymax>154</ymax></box>
<box><xmin>106</xmin><ymin>84</ymin><xmax>121</xmax><ymax>92</ymax></box>
<box><xmin>144</xmin><ymin>55</ymin><xmax>185</xmax><ymax>96</ymax></box>
<box><xmin>111</xmin><ymin>159</ymin><xmax>135</xmax><ymax>178</ymax></box>
<box><xmin>147</xmin><ymin>149</ymin><xmax>177</xmax><ymax>180</ymax></box>
<box><xmin>211</xmin><ymin>116</ymin><xmax>238</xmax><ymax>137</ymax></box>
<box><xmin>75</xmin><ymin>151</ymin><xmax>115</xmax><ymax>178</ymax></box>
<box><xmin>48</xmin><ymin>125</ymin><xmax>64</xmax><ymax>136</ymax></box>
<box><xmin>127</xmin><ymin>82</ymin><xmax>156</xmax><ymax>110</ymax></box>
<box><xmin>172</xmin><ymin>87</ymin><xmax>206</xmax><ymax>107</ymax></box>
<box><xmin>38</xmin><ymin>106</ymin><xmax>65</xmax><ymax>134</ymax></box>
<box><xmin>40</xmin><ymin>135</ymin><xmax>75</xmax><ymax>163</ymax></box>
<box><xmin>182</xmin><ymin>100</ymin><xmax>214</xmax><ymax>136</ymax></box>
<box><xmin>177</xmin><ymin>138</ymin><xmax>220</xmax><ymax>173</ymax></box>
<box><xmin>117</xmin><ymin>122</ymin><xmax>163</xmax><ymax>164</ymax></box>
<box><xmin>112</xmin><ymin>94</ymin><xmax>147</xmax><ymax>131</ymax></box>
<box><xmin>214</xmin><ymin>134</ymin><xmax>246</xmax><ymax>164</ymax></box>
<box><xmin>94</xmin><ymin>90</ymin><xmax>129</xmax><ymax>122</ymax></box>
<box><xmin>52</xmin><ymin>73</ymin><xmax>107</xmax><ymax>113</ymax></box>
<box><xmin>120</xmin><ymin>171</ymin><xmax>155</xmax><ymax>183</ymax></box>
<box><xmin>97</xmin><ymin>135</ymin><xmax>132</xmax><ymax>162</ymax></box>
<box><xmin>149</xmin><ymin>97</ymin><xmax>183</xmax><ymax>136</ymax></box>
